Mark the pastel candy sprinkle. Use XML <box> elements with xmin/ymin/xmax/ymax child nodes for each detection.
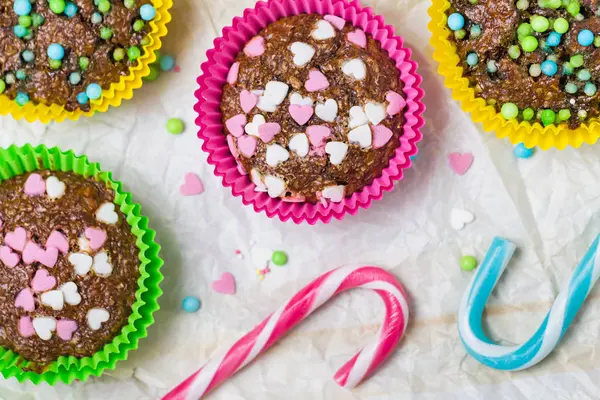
<box><xmin>578</xmin><ymin>29</ymin><xmax>594</xmax><ymax>46</ymax></box>
<box><xmin>140</xmin><ymin>4</ymin><xmax>157</xmax><ymax>20</ymax></box>
<box><xmin>244</xmin><ymin>36</ymin><xmax>265</xmax><ymax>57</ymax></box>
<box><xmin>47</xmin><ymin>43</ymin><xmax>65</xmax><ymax>61</ymax></box>
<box><xmin>514</xmin><ymin>143</ymin><xmax>534</xmax><ymax>158</ymax></box>
<box><xmin>447</xmin><ymin>13</ymin><xmax>464</xmax><ymax>31</ymax></box>
<box><xmin>86</xmin><ymin>83</ymin><xmax>102</xmax><ymax>100</ymax></box>
<box><xmin>182</xmin><ymin>296</ymin><xmax>201</xmax><ymax>312</ymax></box>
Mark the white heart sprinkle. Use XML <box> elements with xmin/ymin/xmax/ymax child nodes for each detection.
<box><xmin>93</xmin><ymin>251</ymin><xmax>113</xmax><ymax>277</ymax></box>
<box><xmin>266</xmin><ymin>144</ymin><xmax>290</xmax><ymax>167</ymax></box>
<box><xmin>325</xmin><ymin>142</ymin><xmax>349</xmax><ymax>165</ymax></box>
<box><xmin>244</xmin><ymin>114</ymin><xmax>266</xmax><ymax>136</ymax></box>
<box><xmin>365</xmin><ymin>102</ymin><xmax>386</xmax><ymax>125</ymax></box>
<box><xmin>288</xmin><ymin>133</ymin><xmax>309</xmax><ymax>158</ymax></box>
<box><xmin>322</xmin><ymin>185</ymin><xmax>345</xmax><ymax>202</ymax></box>
<box><xmin>251</xmin><ymin>168</ymin><xmax>268</xmax><ymax>192</ymax></box>
<box><xmin>41</xmin><ymin>290</ymin><xmax>64</xmax><ymax>311</ymax></box>
<box><xmin>289</xmin><ymin>92</ymin><xmax>313</xmax><ymax>106</ymax></box>
<box><xmin>311</xmin><ymin>20</ymin><xmax>335</xmax><ymax>40</ymax></box>
<box><xmin>290</xmin><ymin>42</ymin><xmax>315</xmax><ymax>67</ymax></box>
<box><xmin>96</xmin><ymin>203</ymin><xmax>118</xmax><ymax>225</ymax></box>
<box><xmin>450</xmin><ymin>208</ymin><xmax>475</xmax><ymax>230</ymax></box>
<box><xmin>348</xmin><ymin>105</ymin><xmax>368</xmax><ymax>128</ymax></box>
<box><xmin>342</xmin><ymin>59</ymin><xmax>366</xmax><ymax>80</ymax></box>
<box><xmin>87</xmin><ymin>308</ymin><xmax>110</xmax><ymax>331</ymax></box>
<box><xmin>264</xmin><ymin>175</ymin><xmax>286</xmax><ymax>198</ymax></box>
<box><xmin>45</xmin><ymin>176</ymin><xmax>66</xmax><ymax>199</ymax></box>
<box><xmin>251</xmin><ymin>246</ymin><xmax>273</xmax><ymax>269</ymax></box>
<box><xmin>60</xmin><ymin>282</ymin><xmax>81</xmax><ymax>305</ymax></box>
<box><xmin>348</xmin><ymin>124</ymin><xmax>372</xmax><ymax>148</ymax></box>
<box><xmin>258</xmin><ymin>81</ymin><xmax>289</xmax><ymax>112</ymax></box>
<box><xmin>69</xmin><ymin>252</ymin><xmax>93</xmax><ymax>276</ymax></box>
<box><xmin>315</xmin><ymin>99</ymin><xmax>338</xmax><ymax>122</ymax></box>
<box><xmin>33</xmin><ymin>316</ymin><xmax>56</xmax><ymax>340</ymax></box>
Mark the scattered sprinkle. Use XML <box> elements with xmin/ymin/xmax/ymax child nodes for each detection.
<box><xmin>448</xmin><ymin>152</ymin><xmax>473</xmax><ymax>175</ymax></box>
<box><xmin>182</xmin><ymin>296</ymin><xmax>201</xmax><ymax>312</ymax></box>
<box><xmin>179</xmin><ymin>173</ymin><xmax>204</xmax><ymax>196</ymax></box>
<box><xmin>460</xmin><ymin>255</ymin><xmax>478</xmax><ymax>271</ymax></box>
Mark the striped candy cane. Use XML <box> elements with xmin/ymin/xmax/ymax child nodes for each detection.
<box><xmin>163</xmin><ymin>265</ymin><xmax>409</xmax><ymax>400</ymax></box>
<box><xmin>458</xmin><ymin>235</ymin><xmax>600</xmax><ymax>371</ymax></box>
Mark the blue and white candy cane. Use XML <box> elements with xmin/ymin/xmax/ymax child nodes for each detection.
<box><xmin>458</xmin><ymin>235</ymin><xmax>600</xmax><ymax>371</ymax></box>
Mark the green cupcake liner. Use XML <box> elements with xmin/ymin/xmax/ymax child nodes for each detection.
<box><xmin>0</xmin><ymin>144</ymin><xmax>164</xmax><ymax>385</ymax></box>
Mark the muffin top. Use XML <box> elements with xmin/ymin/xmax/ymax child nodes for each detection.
<box><xmin>0</xmin><ymin>0</ymin><xmax>156</xmax><ymax>111</ymax></box>
<box><xmin>447</xmin><ymin>0</ymin><xmax>600</xmax><ymax>128</ymax></box>
<box><xmin>221</xmin><ymin>14</ymin><xmax>406</xmax><ymax>203</ymax></box>
<box><xmin>0</xmin><ymin>171</ymin><xmax>139</xmax><ymax>369</ymax></box>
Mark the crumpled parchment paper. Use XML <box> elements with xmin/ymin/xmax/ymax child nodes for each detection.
<box><xmin>1</xmin><ymin>0</ymin><xmax>600</xmax><ymax>399</ymax></box>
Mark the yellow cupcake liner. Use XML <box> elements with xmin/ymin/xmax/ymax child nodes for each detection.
<box><xmin>0</xmin><ymin>0</ymin><xmax>172</xmax><ymax>124</ymax></box>
<box><xmin>428</xmin><ymin>0</ymin><xmax>600</xmax><ymax>150</ymax></box>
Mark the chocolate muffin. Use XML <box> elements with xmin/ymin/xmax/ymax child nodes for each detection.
<box><xmin>0</xmin><ymin>170</ymin><xmax>139</xmax><ymax>370</ymax></box>
<box><xmin>0</xmin><ymin>0</ymin><xmax>157</xmax><ymax>111</ymax></box>
<box><xmin>221</xmin><ymin>14</ymin><xmax>407</xmax><ymax>203</ymax></box>
<box><xmin>446</xmin><ymin>0</ymin><xmax>600</xmax><ymax>128</ymax></box>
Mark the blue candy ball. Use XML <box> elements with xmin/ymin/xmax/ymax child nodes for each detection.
<box><xmin>64</xmin><ymin>2</ymin><xmax>78</xmax><ymax>17</ymax></box>
<box><xmin>47</xmin><ymin>43</ymin><xmax>65</xmax><ymax>60</ymax></box>
<box><xmin>159</xmin><ymin>55</ymin><xmax>175</xmax><ymax>71</ymax></box>
<box><xmin>13</xmin><ymin>25</ymin><xmax>27</xmax><ymax>38</ymax></box>
<box><xmin>447</xmin><ymin>12</ymin><xmax>465</xmax><ymax>31</ymax></box>
<box><xmin>69</xmin><ymin>72</ymin><xmax>81</xmax><ymax>85</ymax></box>
<box><xmin>140</xmin><ymin>4</ymin><xmax>157</xmax><ymax>21</ymax></box>
<box><xmin>86</xmin><ymin>83</ymin><xmax>102</xmax><ymax>100</ymax></box>
<box><xmin>514</xmin><ymin>143</ymin><xmax>534</xmax><ymax>158</ymax></box>
<box><xmin>546</xmin><ymin>32</ymin><xmax>561</xmax><ymax>47</ymax></box>
<box><xmin>541</xmin><ymin>60</ymin><xmax>558</xmax><ymax>76</ymax></box>
<box><xmin>182</xmin><ymin>296</ymin><xmax>201</xmax><ymax>313</ymax></box>
<box><xmin>76</xmin><ymin>92</ymin><xmax>89</xmax><ymax>104</ymax></box>
<box><xmin>578</xmin><ymin>29</ymin><xmax>594</xmax><ymax>46</ymax></box>
<box><xmin>466</xmin><ymin>52</ymin><xmax>478</xmax><ymax>66</ymax></box>
<box><xmin>13</xmin><ymin>0</ymin><xmax>32</xmax><ymax>16</ymax></box>
<box><xmin>22</xmin><ymin>50</ymin><xmax>34</xmax><ymax>62</ymax></box>
<box><xmin>15</xmin><ymin>92</ymin><xmax>29</xmax><ymax>106</ymax></box>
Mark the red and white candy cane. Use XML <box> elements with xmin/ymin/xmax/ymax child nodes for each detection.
<box><xmin>163</xmin><ymin>265</ymin><xmax>409</xmax><ymax>400</ymax></box>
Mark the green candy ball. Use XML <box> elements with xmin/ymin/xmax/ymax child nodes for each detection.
<box><xmin>124</xmin><ymin>0</ymin><xmax>136</xmax><ymax>8</ymax></box>
<box><xmin>508</xmin><ymin>45</ymin><xmax>521</xmax><ymax>59</ymax></box>
<box><xmin>100</xmin><ymin>26</ymin><xmax>113</xmax><ymax>40</ymax></box>
<box><xmin>49</xmin><ymin>59</ymin><xmax>62</xmax><ymax>69</ymax></box>
<box><xmin>530</xmin><ymin>15</ymin><xmax>550</xmax><ymax>32</ymax></box>
<box><xmin>570</xmin><ymin>54</ymin><xmax>584</xmax><ymax>68</ymax></box>
<box><xmin>271</xmin><ymin>251</ymin><xmax>288</xmax><ymax>266</ymax></box>
<box><xmin>521</xmin><ymin>36</ymin><xmax>538</xmax><ymax>52</ymax></box>
<box><xmin>144</xmin><ymin>64</ymin><xmax>160</xmax><ymax>81</ymax></box>
<box><xmin>18</xmin><ymin>15</ymin><xmax>32</xmax><ymax>28</ymax></box>
<box><xmin>501</xmin><ymin>102</ymin><xmax>519</xmax><ymax>119</ymax></box>
<box><xmin>553</xmin><ymin>17</ymin><xmax>569</xmax><ymax>33</ymax></box>
<box><xmin>98</xmin><ymin>0</ymin><xmax>111</xmax><ymax>13</ymax></box>
<box><xmin>49</xmin><ymin>0</ymin><xmax>66</xmax><ymax>14</ymax></box>
<box><xmin>79</xmin><ymin>56</ymin><xmax>90</xmax><ymax>70</ymax></box>
<box><xmin>31</xmin><ymin>13</ymin><xmax>44</xmax><ymax>27</ymax></box>
<box><xmin>128</xmin><ymin>46</ymin><xmax>141</xmax><ymax>60</ymax></box>
<box><xmin>522</xmin><ymin>107</ymin><xmax>535</xmax><ymax>121</ymax></box>
<box><xmin>460</xmin><ymin>255</ymin><xmax>478</xmax><ymax>271</ymax></box>
<box><xmin>558</xmin><ymin>109</ymin><xmax>571</xmax><ymax>121</ymax></box>
<box><xmin>133</xmin><ymin>19</ymin><xmax>145</xmax><ymax>32</ymax></box>
<box><xmin>517</xmin><ymin>23</ymin><xmax>533</xmax><ymax>39</ymax></box>
<box><xmin>113</xmin><ymin>48</ymin><xmax>125</xmax><ymax>61</ymax></box>
<box><xmin>166</xmin><ymin>118</ymin><xmax>185</xmax><ymax>134</ymax></box>
<box><xmin>540</xmin><ymin>109</ymin><xmax>556</xmax><ymax>126</ymax></box>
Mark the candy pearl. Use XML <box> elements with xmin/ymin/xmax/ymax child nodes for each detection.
<box><xmin>540</xmin><ymin>109</ymin><xmax>556</xmax><ymax>126</ymax></box>
<box><xmin>447</xmin><ymin>12</ymin><xmax>465</xmax><ymax>31</ymax></box>
<box><xmin>113</xmin><ymin>48</ymin><xmax>125</xmax><ymax>61</ymax></box>
<box><xmin>15</xmin><ymin>92</ymin><xmax>29</xmax><ymax>106</ymax></box>
<box><xmin>21</xmin><ymin>50</ymin><xmax>34</xmax><ymax>63</ymax></box>
<box><xmin>508</xmin><ymin>45</ymin><xmax>521</xmax><ymax>59</ymax></box>
<box><xmin>595</xmin><ymin>36</ymin><xmax>600</xmax><ymax>47</ymax></box>
<box><xmin>124</xmin><ymin>0</ymin><xmax>135</xmax><ymax>8</ymax></box>
<box><xmin>554</xmin><ymin>17</ymin><xmax>569</xmax><ymax>34</ymax></box>
<box><xmin>460</xmin><ymin>255</ymin><xmax>478</xmax><ymax>271</ymax></box>
<box><xmin>487</xmin><ymin>60</ymin><xmax>498</xmax><ymax>73</ymax></box>
<box><xmin>47</xmin><ymin>43</ymin><xmax>65</xmax><ymax>61</ymax></box>
<box><xmin>577</xmin><ymin>69</ymin><xmax>591</xmax><ymax>81</ymax></box>
<box><xmin>541</xmin><ymin>60</ymin><xmax>558</xmax><ymax>76</ymax></box>
<box><xmin>570</xmin><ymin>54</ymin><xmax>584</xmax><ymax>68</ymax></box>
<box><xmin>575</xmin><ymin>13</ymin><xmax>584</xmax><ymax>21</ymax></box>
<box><xmin>522</xmin><ymin>107</ymin><xmax>534</xmax><ymax>121</ymax></box>
<box><xmin>140</xmin><ymin>4</ymin><xmax>157</xmax><ymax>21</ymax></box>
<box><xmin>565</xmin><ymin>82</ymin><xmax>578</xmax><ymax>93</ymax></box>
<box><xmin>182</xmin><ymin>296</ymin><xmax>201</xmax><ymax>313</ymax></box>
<box><xmin>100</xmin><ymin>26</ymin><xmax>113</xmax><ymax>39</ymax></box>
<box><xmin>470</xmin><ymin>24</ymin><xmax>482</xmax><ymax>38</ymax></box>
<box><xmin>128</xmin><ymin>46</ymin><xmax>141</xmax><ymax>60</ymax></box>
<box><xmin>97</xmin><ymin>0</ymin><xmax>111</xmax><ymax>13</ymax></box>
<box><xmin>517</xmin><ymin>23</ymin><xmax>533</xmax><ymax>39</ymax></box>
<box><xmin>140</xmin><ymin>36</ymin><xmax>150</xmax><ymax>46</ymax></box>
<box><xmin>166</xmin><ymin>118</ymin><xmax>185</xmax><ymax>134</ymax></box>
<box><xmin>529</xmin><ymin>63</ymin><xmax>542</xmax><ymax>77</ymax></box>
<box><xmin>546</xmin><ymin>32</ymin><xmax>561</xmax><ymax>47</ymax></box>
<box><xmin>584</xmin><ymin>82</ymin><xmax>597</xmax><ymax>96</ymax></box>
<box><xmin>5</xmin><ymin>73</ymin><xmax>15</xmax><ymax>85</ymax></box>
<box><xmin>91</xmin><ymin>12</ymin><xmax>103</xmax><ymax>24</ymax></box>
<box><xmin>64</xmin><ymin>2</ymin><xmax>78</xmax><ymax>17</ymax></box>
<box><xmin>501</xmin><ymin>103</ymin><xmax>519</xmax><ymax>119</ymax></box>
<box><xmin>13</xmin><ymin>0</ymin><xmax>31</xmax><ymax>16</ymax></box>
<box><xmin>133</xmin><ymin>19</ymin><xmax>144</xmax><ymax>32</ymax></box>
<box><xmin>79</xmin><ymin>56</ymin><xmax>90</xmax><ymax>70</ymax></box>
<box><xmin>516</xmin><ymin>0</ymin><xmax>529</xmax><ymax>10</ymax></box>
<box><xmin>49</xmin><ymin>0</ymin><xmax>66</xmax><ymax>14</ymax></box>
<box><xmin>69</xmin><ymin>72</ymin><xmax>81</xmax><ymax>85</ymax></box>
<box><xmin>454</xmin><ymin>29</ymin><xmax>466</xmax><ymax>40</ymax></box>
<box><xmin>86</xmin><ymin>83</ymin><xmax>102</xmax><ymax>100</ymax></box>
<box><xmin>15</xmin><ymin>69</ymin><xmax>26</xmax><ymax>81</ymax></box>
<box><xmin>558</xmin><ymin>109</ymin><xmax>571</xmax><ymax>121</ymax></box>
<box><xmin>31</xmin><ymin>13</ymin><xmax>44</xmax><ymax>27</ymax></box>
<box><xmin>578</xmin><ymin>109</ymin><xmax>588</xmax><ymax>119</ymax></box>
<box><xmin>514</xmin><ymin>143</ymin><xmax>534</xmax><ymax>158</ymax></box>
<box><xmin>521</xmin><ymin>36</ymin><xmax>538</xmax><ymax>52</ymax></box>
<box><xmin>0</xmin><ymin>80</ymin><xmax>4</xmax><ymax>94</ymax></box>
<box><xmin>18</xmin><ymin>15</ymin><xmax>31</xmax><ymax>28</ymax></box>
<box><xmin>76</xmin><ymin>92</ymin><xmax>89</xmax><ymax>104</ymax></box>
<box><xmin>13</xmin><ymin>25</ymin><xmax>27</xmax><ymax>38</ymax></box>
<box><xmin>546</xmin><ymin>54</ymin><xmax>558</xmax><ymax>62</ymax></box>
<box><xmin>271</xmin><ymin>251</ymin><xmax>288</xmax><ymax>266</ymax></box>
<box><xmin>578</xmin><ymin>29</ymin><xmax>594</xmax><ymax>46</ymax></box>
<box><xmin>49</xmin><ymin>59</ymin><xmax>62</xmax><ymax>69</ymax></box>
<box><xmin>466</xmin><ymin>52</ymin><xmax>478</xmax><ymax>66</ymax></box>
<box><xmin>531</xmin><ymin>15</ymin><xmax>549</xmax><ymax>32</ymax></box>
<box><xmin>567</xmin><ymin>1</ymin><xmax>580</xmax><ymax>16</ymax></box>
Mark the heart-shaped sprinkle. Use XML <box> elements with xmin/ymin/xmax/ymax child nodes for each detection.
<box><xmin>365</xmin><ymin>102</ymin><xmax>386</xmax><ymax>125</ymax></box>
<box><xmin>211</xmin><ymin>272</ymin><xmax>236</xmax><ymax>294</ymax></box>
<box><xmin>348</xmin><ymin>124</ymin><xmax>372</xmax><ymax>148</ymax></box>
<box><xmin>372</xmin><ymin>125</ymin><xmax>394</xmax><ymax>148</ymax></box>
<box><xmin>250</xmin><ymin>169</ymin><xmax>268</xmax><ymax>192</ymax></box>
<box><xmin>179</xmin><ymin>173</ymin><xmax>204</xmax><ymax>196</ymax></box>
<box><xmin>225</xmin><ymin>114</ymin><xmax>247</xmax><ymax>137</ymax></box>
<box><xmin>24</xmin><ymin>173</ymin><xmax>45</xmax><ymax>196</ymax></box>
<box><xmin>41</xmin><ymin>290</ymin><xmax>64</xmax><ymax>311</ymax></box>
<box><xmin>244</xmin><ymin>114</ymin><xmax>266</xmax><ymax>136</ymax></box>
<box><xmin>448</xmin><ymin>152</ymin><xmax>474</xmax><ymax>176</ymax></box>
<box><xmin>60</xmin><ymin>282</ymin><xmax>82</xmax><ymax>305</ymax></box>
<box><xmin>290</xmin><ymin>42</ymin><xmax>315</xmax><ymax>67</ymax></box>
<box><xmin>93</xmin><ymin>251</ymin><xmax>113</xmax><ymax>277</ymax></box>
<box><xmin>239</xmin><ymin>90</ymin><xmax>258</xmax><ymax>114</ymax></box>
<box><xmin>244</xmin><ymin>36</ymin><xmax>265</xmax><ymax>57</ymax></box>
<box><xmin>342</xmin><ymin>59</ymin><xmax>367</xmax><ymax>80</ymax></box>
<box><xmin>258</xmin><ymin>122</ymin><xmax>281</xmax><ymax>143</ymax></box>
<box><xmin>348</xmin><ymin>105</ymin><xmax>368</xmax><ymax>128</ymax></box>
<box><xmin>237</xmin><ymin>135</ymin><xmax>257</xmax><ymax>158</ymax></box>
<box><xmin>288</xmin><ymin>133</ymin><xmax>309</xmax><ymax>158</ymax></box>
<box><xmin>33</xmin><ymin>316</ymin><xmax>56</xmax><ymax>340</ymax></box>
<box><xmin>96</xmin><ymin>202</ymin><xmax>118</xmax><ymax>225</ymax></box>
<box><xmin>22</xmin><ymin>241</ymin><xmax>42</xmax><ymax>264</ymax></box>
<box><xmin>325</xmin><ymin>142</ymin><xmax>349</xmax><ymax>165</ymax></box>
<box><xmin>45</xmin><ymin>176</ymin><xmax>66</xmax><ymax>199</ymax></box>
<box><xmin>31</xmin><ymin>268</ymin><xmax>57</xmax><ymax>292</ymax></box>
<box><xmin>18</xmin><ymin>316</ymin><xmax>34</xmax><ymax>338</ymax></box>
<box><xmin>386</xmin><ymin>91</ymin><xmax>406</xmax><ymax>116</ymax></box>
<box><xmin>315</xmin><ymin>99</ymin><xmax>338</xmax><ymax>122</ymax></box>
<box><xmin>266</xmin><ymin>144</ymin><xmax>290</xmax><ymax>167</ymax></box>
<box><xmin>289</xmin><ymin>104</ymin><xmax>314</xmax><ymax>125</ymax></box>
<box><xmin>227</xmin><ymin>62</ymin><xmax>240</xmax><ymax>85</ymax></box>
<box><xmin>289</xmin><ymin>92</ymin><xmax>313</xmax><ymax>106</ymax></box>
<box><xmin>69</xmin><ymin>253</ymin><xmax>93</xmax><ymax>275</ymax></box>
<box><xmin>258</xmin><ymin>81</ymin><xmax>289</xmax><ymax>112</ymax></box>
<box><xmin>311</xmin><ymin>20</ymin><xmax>335</xmax><ymax>40</ymax></box>
<box><xmin>306</xmin><ymin>125</ymin><xmax>331</xmax><ymax>147</ymax></box>
<box><xmin>347</xmin><ymin>29</ymin><xmax>367</xmax><ymax>48</ymax></box>
<box><xmin>0</xmin><ymin>246</ymin><xmax>19</xmax><ymax>267</ymax></box>
<box><xmin>305</xmin><ymin>70</ymin><xmax>329</xmax><ymax>92</ymax></box>
<box><xmin>451</xmin><ymin>208</ymin><xmax>475</xmax><ymax>230</ymax></box>
<box><xmin>87</xmin><ymin>308</ymin><xmax>110</xmax><ymax>330</ymax></box>
<box><xmin>322</xmin><ymin>185</ymin><xmax>345</xmax><ymax>203</ymax></box>
<box><xmin>84</xmin><ymin>227</ymin><xmax>107</xmax><ymax>250</ymax></box>
<box><xmin>57</xmin><ymin>319</ymin><xmax>78</xmax><ymax>341</ymax></box>
<box><xmin>15</xmin><ymin>288</ymin><xmax>34</xmax><ymax>311</ymax></box>
<box><xmin>264</xmin><ymin>175</ymin><xmax>286</xmax><ymax>198</ymax></box>
<box><xmin>227</xmin><ymin>134</ymin><xmax>240</xmax><ymax>159</ymax></box>
<box><xmin>324</xmin><ymin>15</ymin><xmax>345</xmax><ymax>30</ymax></box>
<box><xmin>5</xmin><ymin>227</ymin><xmax>27</xmax><ymax>252</ymax></box>
<box><xmin>37</xmin><ymin>247</ymin><xmax>59</xmax><ymax>268</ymax></box>
<box><xmin>46</xmin><ymin>230</ymin><xmax>69</xmax><ymax>254</ymax></box>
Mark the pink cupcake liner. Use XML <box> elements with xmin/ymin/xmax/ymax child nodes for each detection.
<box><xmin>194</xmin><ymin>0</ymin><xmax>425</xmax><ymax>224</ymax></box>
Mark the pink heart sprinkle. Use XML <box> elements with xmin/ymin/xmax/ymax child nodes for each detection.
<box><xmin>372</xmin><ymin>125</ymin><xmax>394</xmax><ymax>149</ymax></box>
<box><xmin>225</xmin><ymin>114</ymin><xmax>247</xmax><ymax>137</ymax></box>
<box><xmin>289</xmin><ymin>105</ymin><xmax>314</xmax><ymax>125</ymax></box>
<box><xmin>5</xmin><ymin>227</ymin><xmax>27</xmax><ymax>252</ymax></box>
<box><xmin>237</xmin><ymin>135</ymin><xmax>257</xmax><ymax>157</ymax></box>
<box><xmin>227</xmin><ymin>134</ymin><xmax>240</xmax><ymax>159</ymax></box>
<box><xmin>22</xmin><ymin>241</ymin><xmax>42</xmax><ymax>264</ymax></box>
<box><xmin>31</xmin><ymin>268</ymin><xmax>57</xmax><ymax>292</ymax></box>
<box><xmin>0</xmin><ymin>246</ymin><xmax>19</xmax><ymax>267</ymax></box>
<box><xmin>85</xmin><ymin>227</ymin><xmax>107</xmax><ymax>250</ymax></box>
<box><xmin>305</xmin><ymin>70</ymin><xmax>330</xmax><ymax>92</ymax></box>
<box><xmin>212</xmin><ymin>272</ymin><xmax>236</xmax><ymax>295</ymax></box>
<box><xmin>227</xmin><ymin>62</ymin><xmax>240</xmax><ymax>85</ymax></box>
<box><xmin>18</xmin><ymin>316</ymin><xmax>34</xmax><ymax>338</ymax></box>
<box><xmin>244</xmin><ymin>36</ymin><xmax>265</xmax><ymax>57</ymax></box>
<box><xmin>324</xmin><ymin>14</ymin><xmax>345</xmax><ymax>30</ymax></box>
<box><xmin>57</xmin><ymin>319</ymin><xmax>78</xmax><ymax>341</ymax></box>
<box><xmin>306</xmin><ymin>125</ymin><xmax>332</xmax><ymax>147</ymax></box>
<box><xmin>386</xmin><ymin>91</ymin><xmax>406</xmax><ymax>117</ymax></box>
<box><xmin>37</xmin><ymin>247</ymin><xmax>58</xmax><ymax>268</ymax></box>
<box><xmin>179</xmin><ymin>173</ymin><xmax>204</xmax><ymax>196</ymax></box>
<box><xmin>24</xmin><ymin>173</ymin><xmax>45</xmax><ymax>196</ymax></box>
<box><xmin>46</xmin><ymin>230</ymin><xmax>69</xmax><ymax>254</ymax></box>
<box><xmin>15</xmin><ymin>288</ymin><xmax>34</xmax><ymax>311</ymax></box>
<box><xmin>258</xmin><ymin>122</ymin><xmax>281</xmax><ymax>143</ymax></box>
<box><xmin>239</xmin><ymin>90</ymin><xmax>258</xmax><ymax>114</ymax></box>
<box><xmin>347</xmin><ymin>29</ymin><xmax>367</xmax><ymax>48</ymax></box>
<box><xmin>448</xmin><ymin>152</ymin><xmax>474</xmax><ymax>176</ymax></box>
